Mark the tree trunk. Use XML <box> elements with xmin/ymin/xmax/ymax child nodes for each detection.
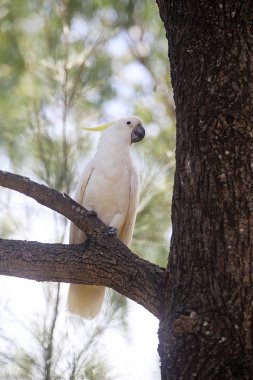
<box><xmin>156</xmin><ymin>1</ymin><xmax>253</xmax><ymax>379</ymax></box>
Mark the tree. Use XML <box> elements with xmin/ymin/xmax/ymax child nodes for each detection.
<box><xmin>155</xmin><ymin>1</ymin><xmax>253</xmax><ymax>378</ymax></box>
<box><xmin>2</xmin><ymin>1</ymin><xmax>252</xmax><ymax>379</ymax></box>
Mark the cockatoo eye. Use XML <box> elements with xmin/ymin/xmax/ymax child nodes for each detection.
<box><xmin>126</xmin><ymin>121</ymin><xmax>131</xmax><ymax>125</ymax></box>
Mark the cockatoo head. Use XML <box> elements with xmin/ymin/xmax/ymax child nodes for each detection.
<box><xmin>83</xmin><ymin>116</ymin><xmax>145</xmax><ymax>145</ymax></box>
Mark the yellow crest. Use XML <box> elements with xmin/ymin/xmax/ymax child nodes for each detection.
<box><xmin>82</xmin><ymin>121</ymin><xmax>114</xmax><ymax>132</ymax></box>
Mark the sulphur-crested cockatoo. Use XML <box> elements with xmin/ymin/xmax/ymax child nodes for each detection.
<box><xmin>67</xmin><ymin>116</ymin><xmax>145</xmax><ymax>319</ymax></box>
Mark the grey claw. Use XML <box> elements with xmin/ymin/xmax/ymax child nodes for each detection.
<box><xmin>87</xmin><ymin>209</ymin><xmax>97</xmax><ymax>217</ymax></box>
<box><xmin>104</xmin><ymin>226</ymin><xmax>118</xmax><ymax>236</ymax></box>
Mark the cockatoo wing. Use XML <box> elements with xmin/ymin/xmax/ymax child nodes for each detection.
<box><xmin>67</xmin><ymin>162</ymin><xmax>105</xmax><ymax>319</ymax></box>
<box><xmin>69</xmin><ymin>162</ymin><xmax>93</xmax><ymax>244</ymax></box>
<box><xmin>118</xmin><ymin>168</ymin><xmax>140</xmax><ymax>247</ymax></box>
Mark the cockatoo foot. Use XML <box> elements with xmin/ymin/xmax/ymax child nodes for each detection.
<box><xmin>87</xmin><ymin>209</ymin><xmax>97</xmax><ymax>217</ymax></box>
<box><xmin>104</xmin><ymin>226</ymin><xmax>118</xmax><ymax>236</ymax></box>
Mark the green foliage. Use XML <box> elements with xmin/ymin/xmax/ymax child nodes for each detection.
<box><xmin>0</xmin><ymin>0</ymin><xmax>175</xmax><ymax>378</ymax></box>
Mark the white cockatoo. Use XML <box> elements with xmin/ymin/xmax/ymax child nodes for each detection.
<box><xmin>67</xmin><ymin>116</ymin><xmax>145</xmax><ymax>319</ymax></box>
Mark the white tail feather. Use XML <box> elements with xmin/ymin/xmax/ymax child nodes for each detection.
<box><xmin>67</xmin><ymin>284</ymin><xmax>105</xmax><ymax>319</ymax></box>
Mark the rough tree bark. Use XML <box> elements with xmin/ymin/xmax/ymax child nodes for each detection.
<box><xmin>156</xmin><ymin>1</ymin><xmax>253</xmax><ymax>379</ymax></box>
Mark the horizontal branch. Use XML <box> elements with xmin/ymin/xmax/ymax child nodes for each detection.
<box><xmin>0</xmin><ymin>170</ymin><xmax>165</xmax><ymax>318</ymax></box>
<box><xmin>0</xmin><ymin>238</ymin><xmax>164</xmax><ymax>318</ymax></box>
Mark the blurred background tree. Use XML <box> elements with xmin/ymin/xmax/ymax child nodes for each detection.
<box><xmin>0</xmin><ymin>0</ymin><xmax>175</xmax><ymax>379</ymax></box>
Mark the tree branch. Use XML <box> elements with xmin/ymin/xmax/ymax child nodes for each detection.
<box><xmin>0</xmin><ymin>170</ymin><xmax>165</xmax><ymax>318</ymax></box>
<box><xmin>0</xmin><ymin>170</ymin><xmax>107</xmax><ymax>237</ymax></box>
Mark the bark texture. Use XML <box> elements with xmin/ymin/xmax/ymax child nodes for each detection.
<box><xmin>156</xmin><ymin>1</ymin><xmax>253</xmax><ymax>379</ymax></box>
<box><xmin>0</xmin><ymin>171</ymin><xmax>164</xmax><ymax>318</ymax></box>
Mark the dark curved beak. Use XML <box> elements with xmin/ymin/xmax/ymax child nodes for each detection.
<box><xmin>131</xmin><ymin>125</ymin><xmax>145</xmax><ymax>143</ymax></box>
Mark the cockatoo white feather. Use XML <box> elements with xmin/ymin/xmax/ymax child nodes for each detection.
<box><xmin>67</xmin><ymin>116</ymin><xmax>145</xmax><ymax>319</ymax></box>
